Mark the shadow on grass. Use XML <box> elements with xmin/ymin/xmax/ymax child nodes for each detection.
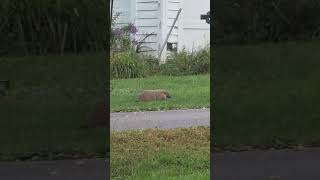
<box><xmin>214</xmin><ymin>41</ymin><xmax>320</xmax><ymax>149</ymax></box>
<box><xmin>0</xmin><ymin>53</ymin><xmax>109</xmax><ymax>160</ymax></box>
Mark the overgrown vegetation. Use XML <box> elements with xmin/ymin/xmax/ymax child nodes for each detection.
<box><xmin>110</xmin><ymin>15</ymin><xmax>159</xmax><ymax>79</ymax></box>
<box><xmin>111</xmin><ymin>127</ymin><xmax>210</xmax><ymax>179</ymax></box>
<box><xmin>0</xmin><ymin>0</ymin><xmax>107</xmax><ymax>56</ymax></box>
<box><xmin>111</xmin><ymin>15</ymin><xmax>138</xmax><ymax>52</ymax></box>
<box><xmin>110</xmin><ymin>46</ymin><xmax>210</xmax><ymax>79</ymax></box>
<box><xmin>0</xmin><ymin>54</ymin><xmax>108</xmax><ymax>160</ymax></box>
<box><xmin>214</xmin><ymin>41</ymin><xmax>320</xmax><ymax>149</ymax></box>
<box><xmin>160</xmin><ymin>46</ymin><xmax>210</xmax><ymax>76</ymax></box>
<box><xmin>110</xmin><ymin>51</ymin><xmax>159</xmax><ymax>79</ymax></box>
<box><xmin>213</xmin><ymin>0</ymin><xmax>320</xmax><ymax>45</ymax></box>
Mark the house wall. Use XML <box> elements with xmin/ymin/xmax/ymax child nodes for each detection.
<box><xmin>161</xmin><ymin>0</ymin><xmax>210</xmax><ymax>62</ymax></box>
<box><xmin>135</xmin><ymin>0</ymin><xmax>161</xmax><ymax>55</ymax></box>
<box><xmin>159</xmin><ymin>0</ymin><xmax>181</xmax><ymax>62</ymax></box>
<box><xmin>113</xmin><ymin>0</ymin><xmax>160</xmax><ymax>57</ymax></box>
<box><xmin>112</xmin><ymin>0</ymin><xmax>210</xmax><ymax>62</ymax></box>
<box><xmin>166</xmin><ymin>0</ymin><xmax>180</xmax><ymax>44</ymax></box>
<box><xmin>112</xmin><ymin>0</ymin><xmax>134</xmax><ymax>26</ymax></box>
<box><xmin>178</xmin><ymin>0</ymin><xmax>210</xmax><ymax>52</ymax></box>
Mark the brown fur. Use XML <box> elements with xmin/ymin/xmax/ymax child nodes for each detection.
<box><xmin>137</xmin><ymin>89</ymin><xmax>171</xmax><ymax>102</ymax></box>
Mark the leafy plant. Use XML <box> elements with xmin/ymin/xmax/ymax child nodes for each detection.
<box><xmin>0</xmin><ymin>0</ymin><xmax>107</xmax><ymax>56</ymax></box>
<box><xmin>111</xmin><ymin>51</ymin><xmax>146</xmax><ymax>79</ymax></box>
<box><xmin>110</xmin><ymin>50</ymin><xmax>160</xmax><ymax>79</ymax></box>
<box><xmin>213</xmin><ymin>0</ymin><xmax>320</xmax><ymax>45</ymax></box>
<box><xmin>160</xmin><ymin>46</ymin><xmax>210</xmax><ymax>76</ymax></box>
<box><xmin>111</xmin><ymin>21</ymin><xmax>138</xmax><ymax>52</ymax></box>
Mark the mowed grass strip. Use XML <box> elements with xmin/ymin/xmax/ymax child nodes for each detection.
<box><xmin>111</xmin><ymin>74</ymin><xmax>210</xmax><ymax>112</ymax></box>
<box><xmin>0</xmin><ymin>53</ymin><xmax>108</xmax><ymax>160</ymax></box>
<box><xmin>214</xmin><ymin>40</ymin><xmax>320</xmax><ymax>148</ymax></box>
<box><xmin>111</xmin><ymin>127</ymin><xmax>210</xmax><ymax>180</ymax></box>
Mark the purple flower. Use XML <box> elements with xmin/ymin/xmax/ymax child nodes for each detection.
<box><xmin>115</xmin><ymin>28</ymin><xmax>124</xmax><ymax>38</ymax></box>
<box><xmin>128</xmin><ymin>23</ymin><xmax>138</xmax><ymax>34</ymax></box>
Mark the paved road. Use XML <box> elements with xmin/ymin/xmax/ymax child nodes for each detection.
<box><xmin>1</xmin><ymin>148</ymin><xmax>320</xmax><ymax>179</ymax></box>
<box><xmin>213</xmin><ymin>148</ymin><xmax>320</xmax><ymax>180</ymax></box>
<box><xmin>0</xmin><ymin>159</ymin><xmax>109</xmax><ymax>180</ymax></box>
<box><xmin>111</xmin><ymin>108</ymin><xmax>210</xmax><ymax>131</ymax></box>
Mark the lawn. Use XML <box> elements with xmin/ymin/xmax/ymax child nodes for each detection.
<box><xmin>111</xmin><ymin>74</ymin><xmax>210</xmax><ymax>112</ymax></box>
<box><xmin>111</xmin><ymin>127</ymin><xmax>210</xmax><ymax>180</ymax></box>
<box><xmin>214</xmin><ymin>40</ymin><xmax>320</xmax><ymax>149</ymax></box>
<box><xmin>0</xmin><ymin>53</ymin><xmax>108</xmax><ymax>160</ymax></box>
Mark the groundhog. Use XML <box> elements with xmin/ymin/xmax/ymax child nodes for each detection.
<box><xmin>137</xmin><ymin>89</ymin><xmax>171</xmax><ymax>102</ymax></box>
<box><xmin>81</xmin><ymin>97</ymin><xmax>108</xmax><ymax>129</ymax></box>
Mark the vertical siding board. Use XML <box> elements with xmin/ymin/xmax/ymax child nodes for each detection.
<box><xmin>113</xmin><ymin>0</ymin><xmax>132</xmax><ymax>24</ymax></box>
<box><xmin>135</xmin><ymin>0</ymin><xmax>160</xmax><ymax>55</ymax></box>
<box><xmin>164</xmin><ymin>0</ymin><xmax>180</xmax><ymax>60</ymax></box>
<box><xmin>113</xmin><ymin>0</ymin><xmax>210</xmax><ymax>62</ymax></box>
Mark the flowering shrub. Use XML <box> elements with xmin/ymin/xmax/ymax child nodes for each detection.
<box><xmin>110</xmin><ymin>13</ymin><xmax>160</xmax><ymax>79</ymax></box>
<box><xmin>111</xmin><ymin>14</ymin><xmax>139</xmax><ymax>52</ymax></box>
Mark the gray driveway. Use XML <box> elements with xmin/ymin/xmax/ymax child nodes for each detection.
<box><xmin>0</xmin><ymin>159</ymin><xmax>108</xmax><ymax>180</ymax></box>
<box><xmin>213</xmin><ymin>148</ymin><xmax>320</xmax><ymax>180</ymax></box>
<box><xmin>111</xmin><ymin>108</ymin><xmax>210</xmax><ymax>131</ymax></box>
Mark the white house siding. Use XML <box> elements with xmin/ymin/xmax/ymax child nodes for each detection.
<box><xmin>166</xmin><ymin>0</ymin><xmax>180</xmax><ymax>43</ymax></box>
<box><xmin>112</xmin><ymin>0</ymin><xmax>210</xmax><ymax>62</ymax></box>
<box><xmin>112</xmin><ymin>0</ymin><xmax>134</xmax><ymax>27</ymax></box>
<box><xmin>178</xmin><ymin>0</ymin><xmax>210</xmax><ymax>52</ymax></box>
<box><xmin>135</xmin><ymin>0</ymin><xmax>160</xmax><ymax>56</ymax></box>
<box><xmin>159</xmin><ymin>0</ymin><xmax>181</xmax><ymax>62</ymax></box>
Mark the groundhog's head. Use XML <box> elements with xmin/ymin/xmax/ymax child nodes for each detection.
<box><xmin>163</xmin><ymin>91</ymin><xmax>171</xmax><ymax>98</ymax></box>
<box><xmin>155</xmin><ymin>89</ymin><xmax>171</xmax><ymax>99</ymax></box>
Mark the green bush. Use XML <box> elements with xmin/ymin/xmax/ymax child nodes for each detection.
<box><xmin>111</xmin><ymin>46</ymin><xmax>210</xmax><ymax>79</ymax></box>
<box><xmin>214</xmin><ymin>0</ymin><xmax>320</xmax><ymax>45</ymax></box>
<box><xmin>141</xmin><ymin>55</ymin><xmax>160</xmax><ymax>75</ymax></box>
<box><xmin>0</xmin><ymin>0</ymin><xmax>107</xmax><ymax>56</ymax></box>
<box><xmin>110</xmin><ymin>51</ymin><xmax>160</xmax><ymax>79</ymax></box>
<box><xmin>160</xmin><ymin>46</ymin><xmax>210</xmax><ymax>76</ymax></box>
<box><xmin>190</xmin><ymin>47</ymin><xmax>210</xmax><ymax>74</ymax></box>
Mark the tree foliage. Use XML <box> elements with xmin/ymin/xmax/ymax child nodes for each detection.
<box><xmin>213</xmin><ymin>0</ymin><xmax>320</xmax><ymax>44</ymax></box>
<box><xmin>0</xmin><ymin>0</ymin><xmax>107</xmax><ymax>56</ymax></box>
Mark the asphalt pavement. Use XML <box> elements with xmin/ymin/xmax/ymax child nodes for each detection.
<box><xmin>2</xmin><ymin>148</ymin><xmax>320</xmax><ymax>180</ymax></box>
<box><xmin>0</xmin><ymin>159</ymin><xmax>108</xmax><ymax>180</ymax></box>
<box><xmin>212</xmin><ymin>148</ymin><xmax>320</xmax><ymax>180</ymax></box>
<box><xmin>111</xmin><ymin>108</ymin><xmax>210</xmax><ymax>131</ymax></box>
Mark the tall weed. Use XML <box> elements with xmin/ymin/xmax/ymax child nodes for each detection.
<box><xmin>111</xmin><ymin>51</ymin><xmax>159</xmax><ymax>79</ymax></box>
<box><xmin>160</xmin><ymin>46</ymin><xmax>210</xmax><ymax>76</ymax></box>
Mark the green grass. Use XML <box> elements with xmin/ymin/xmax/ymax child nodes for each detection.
<box><xmin>111</xmin><ymin>127</ymin><xmax>210</xmax><ymax>180</ymax></box>
<box><xmin>111</xmin><ymin>74</ymin><xmax>210</xmax><ymax>112</ymax></box>
<box><xmin>214</xmin><ymin>40</ymin><xmax>320</xmax><ymax>148</ymax></box>
<box><xmin>0</xmin><ymin>53</ymin><xmax>108</xmax><ymax>160</ymax></box>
